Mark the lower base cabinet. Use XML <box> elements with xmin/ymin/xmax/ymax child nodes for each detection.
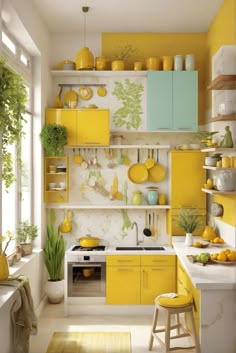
<box><xmin>177</xmin><ymin>259</ymin><xmax>200</xmax><ymax>335</ymax></box>
<box><xmin>106</xmin><ymin>255</ymin><xmax>176</xmax><ymax>305</ymax></box>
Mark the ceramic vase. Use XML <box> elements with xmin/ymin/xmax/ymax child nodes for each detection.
<box><xmin>45</xmin><ymin>279</ymin><xmax>64</xmax><ymax>304</ymax></box>
<box><xmin>185</xmin><ymin>233</ymin><xmax>193</xmax><ymax>246</ymax></box>
<box><xmin>0</xmin><ymin>254</ymin><xmax>9</xmax><ymax>281</ymax></box>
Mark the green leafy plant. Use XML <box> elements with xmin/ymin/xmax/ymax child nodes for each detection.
<box><xmin>174</xmin><ymin>208</ymin><xmax>202</xmax><ymax>233</ymax></box>
<box><xmin>16</xmin><ymin>220</ymin><xmax>38</xmax><ymax>244</ymax></box>
<box><xmin>39</xmin><ymin>123</ymin><xmax>67</xmax><ymax>156</ymax></box>
<box><xmin>0</xmin><ymin>231</ymin><xmax>15</xmax><ymax>255</ymax></box>
<box><xmin>112</xmin><ymin>79</ymin><xmax>144</xmax><ymax>129</ymax></box>
<box><xmin>43</xmin><ymin>210</ymin><xmax>65</xmax><ymax>281</ymax></box>
<box><xmin>115</xmin><ymin>44</ymin><xmax>137</xmax><ymax>60</ymax></box>
<box><xmin>0</xmin><ymin>58</ymin><xmax>27</xmax><ymax>189</ymax></box>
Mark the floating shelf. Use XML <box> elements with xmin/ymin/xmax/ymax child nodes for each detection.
<box><xmin>65</xmin><ymin>144</ymin><xmax>171</xmax><ymax>150</ymax></box>
<box><xmin>203</xmin><ymin>166</ymin><xmax>236</xmax><ymax>171</ymax></box>
<box><xmin>201</xmin><ymin>188</ymin><xmax>236</xmax><ymax>195</ymax></box>
<box><xmin>45</xmin><ymin>205</ymin><xmax>171</xmax><ymax>210</ymax></box>
<box><xmin>201</xmin><ymin>147</ymin><xmax>236</xmax><ymax>153</ymax></box>
<box><xmin>208</xmin><ymin>75</ymin><xmax>236</xmax><ymax>90</ymax></box>
<box><xmin>51</xmin><ymin>70</ymin><xmax>147</xmax><ymax>78</ymax></box>
<box><xmin>210</xmin><ymin>114</ymin><xmax>236</xmax><ymax>122</ymax></box>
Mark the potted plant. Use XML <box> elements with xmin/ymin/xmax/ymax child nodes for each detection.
<box><xmin>174</xmin><ymin>208</ymin><xmax>203</xmax><ymax>246</ymax></box>
<box><xmin>39</xmin><ymin>123</ymin><xmax>67</xmax><ymax>156</ymax></box>
<box><xmin>43</xmin><ymin>210</ymin><xmax>65</xmax><ymax>303</ymax></box>
<box><xmin>112</xmin><ymin>44</ymin><xmax>137</xmax><ymax>71</ymax></box>
<box><xmin>0</xmin><ymin>58</ymin><xmax>27</xmax><ymax>190</ymax></box>
<box><xmin>16</xmin><ymin>220</ymin><xmax>38</xmax><ymax>256</ymax></box>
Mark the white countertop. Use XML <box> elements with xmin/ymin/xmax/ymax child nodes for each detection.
<box><xmin>173</xmin><ymin>240</ymin><xmax>236</xmax><ymax>290</ymax></box>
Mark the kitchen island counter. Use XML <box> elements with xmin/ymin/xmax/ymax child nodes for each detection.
<box><xmin>173</xmin><ymin>239</ymin><xmax>236</xmax><ymax>353</ymax></box>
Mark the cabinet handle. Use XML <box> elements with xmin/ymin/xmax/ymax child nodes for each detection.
<box><xmin>83</xmin><ymin>142</ymin><xmax>101</xmax><ymax>145</ymax></box>
<box><xmin>117</xmin><ymin>260</ymin><xmax>134</xmax><ymax>263</ymax></box>
<box><xmin>117</xmin><ymin>268</ymin><xmax>134</xmax><ymax>272</ymax></box>
<box><xmin>150</xmin><ymin>268</ymin><xmax>166</xmax><ymax>271</ymax></box>
<box><xmin>142</xmin><ymin>269</ymin><xmax>148</xmax><ymax>288</ymax></box>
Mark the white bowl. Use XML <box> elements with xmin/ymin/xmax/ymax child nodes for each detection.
<box><xmin>189</xmin><ymin>144</ymin><xmax>200</xmax><ymax>150</ymax></box>
<box><xmin>48</xmin><ymin>182</ymin><xmax>56</xmax><ymax>190</ymax></box>
<box><xmin>218</xmin><ymin>102</ymin><xmax>233</xmax><ymax>115</ymax></box>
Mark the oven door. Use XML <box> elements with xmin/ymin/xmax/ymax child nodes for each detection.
<box><xmin>67</xmin><ymin>262</ymin><xmax>106</xmax><ymax>297</ymax></box>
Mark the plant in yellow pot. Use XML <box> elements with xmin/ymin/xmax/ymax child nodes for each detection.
<box><xmin>112</xmin><ymin>44</ymin><xmax>137</xmax><ymax>71</ymax></box>
<box><xmin>0</xmin><ymin>231</ymin><xmax>14</xmax><ymax>281</ymax></box>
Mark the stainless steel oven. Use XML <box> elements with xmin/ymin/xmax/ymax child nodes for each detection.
<box><xmin>66</xmin><ymin>248</ymin><xmax>106</xmax><ymax>298</ymax></box>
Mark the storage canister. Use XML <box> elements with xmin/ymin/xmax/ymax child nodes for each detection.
<box><xmin>185</xmin><ymin>54</ymin><xmax>195</xmax><ymax>70</ymax></box>
<box><xmin>174</xmin><ymin>55</ymin><xmax>183</xmax><ymax>70</ymax></box>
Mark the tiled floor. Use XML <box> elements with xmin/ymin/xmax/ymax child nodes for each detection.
<box><xmin>29</xmin><ymin>302</ymin><xmax>194</xmax><ymax>353</ymax></box>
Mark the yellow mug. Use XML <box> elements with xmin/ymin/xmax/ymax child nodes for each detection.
<box><xmin>146</xmin><ymin>57</ymin><xmax>161</xmax><ymax>70</ymax></box>
<box><xmin>134</xmin><ymin>62</ymin><xmax>143</xmax><ymax>71</ymax></box>
<box><xmin>222</xmin><ymin>156</ymin><xmax>230</xmax><ymax>168</ymax></box>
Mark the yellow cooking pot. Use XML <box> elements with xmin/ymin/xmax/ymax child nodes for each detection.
<box><xmin>79</xmin><ymin>235</ymin><xmax>100</xmax><ymax>248</ymax></box>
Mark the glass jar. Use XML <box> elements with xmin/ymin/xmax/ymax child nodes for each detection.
<box><xmin>132</xmin><ymin>191</ymin><xmax>143</xmax><ymax>205</ymax></box>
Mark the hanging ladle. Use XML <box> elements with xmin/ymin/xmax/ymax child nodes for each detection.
<box><xmin>143</xmin><ymin>210</ymin><xmax>152</xmax><ymax>237</ymax></box>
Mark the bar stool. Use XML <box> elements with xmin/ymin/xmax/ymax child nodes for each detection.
<box><xmin>149</xmin><ymin>293</ymin><xmax>201</xmax><ymax>353</ymax></box>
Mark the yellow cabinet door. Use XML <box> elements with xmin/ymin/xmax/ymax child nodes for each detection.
<box><xmin>106</xmin><ymin>266</ymin><xmax>140</xmax><ymax>304</ymax></box>
<box><xmin>46</xmin><ymin>109</ymin><xmax>77</xmax><ymax>146</ymax></box>
<box><xmin>76</xmin><ymin>109</ymin><xmax>110</xmax><ymax>146</ymax></box>
<box><xmin>141</xmin><ymin>266</ymin><xmax>176</xmax><ymax>304</ymax></box>
<box><xmin>170</xmin><ymin>151</ymin><xmax>206</xmax><ymax>208</ymax></box>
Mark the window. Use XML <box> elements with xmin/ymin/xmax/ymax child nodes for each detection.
<box><xmin>1</xmin><ymin>27</ymin><xmax>33</xmax><ymax>253</ymax></box>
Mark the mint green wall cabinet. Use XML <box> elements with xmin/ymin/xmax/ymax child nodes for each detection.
<box><xmin>147</xmin><ymin>71</ymin><xmax>198</xmax><ymax>131</ymax></box>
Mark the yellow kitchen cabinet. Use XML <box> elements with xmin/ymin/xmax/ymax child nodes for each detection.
<box><xmin>44</xmin><ymin>156</ymin><xmax>69</xmax><ymax>203</ymax></box>
<box><xmin>140</xmin><ymin>255</ymin><xmax>176</xmax><ymax>304</ymax></box>
<box><xmin>167</xmin><ymin>150</ymin><xmax>206</xmax><ymax>236</ymax></box>
<box><xmin>46</xmin><ymin>109</ymin><xmax>77</xmax><ymax>146</ymax></box>
<box><xmin>46</xmin><ymin>108</ymin><xmax>110</xmax><ymax>146</ymax></box>
<box><xmin>106</xmin><ymin>255</ymin><xmax>140</xmax><ymax>304</ymax></box>
<box><xmin>76</xmin><ymin>109</ymin><xmax>110</xmax><ymax>146</ymax></box>
<box><xmin>177</xmin><ymin>259</ymin><xmax>200</xmax><ymax>336</ymax></box>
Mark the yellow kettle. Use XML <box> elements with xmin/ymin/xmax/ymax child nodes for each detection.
<box><xmin>201</xmin><ymin>226</ymin><xmax>216</xmax><ymax>241</ymax></box>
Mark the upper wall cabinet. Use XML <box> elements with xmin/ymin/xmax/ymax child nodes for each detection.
<box><xmin>46</xmin><ymin>108</ymin><xmax>110</xmax><ymax>146</ymax></box>
<box><xmin>147</xmin><ymin>71</ymin><xmax>198</xmax><ymax>131</ymax></box>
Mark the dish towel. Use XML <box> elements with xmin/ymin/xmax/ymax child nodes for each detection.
<box><xmin>156</xmin><ymin>292</ymin><xmax>179</xmax><ymax>299</ymax></box>
<box><xmin>0</xmin><ymin>275</ymin><xmax>38</xmax><ymax>353</ymax></box>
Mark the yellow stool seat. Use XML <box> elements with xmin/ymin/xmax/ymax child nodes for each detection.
<box><xmin>149</xmin><ymin>293</ymin><xmax>201</xmax><ymax>353</ymax></box>
<box><xmin>156</xmin><ymin>294</ymin><xmax>193</xmax><ymax>308</ymax></box>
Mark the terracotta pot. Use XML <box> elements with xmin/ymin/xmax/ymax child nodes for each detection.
<box><xmin>21</xmin><ymin>243</ymin><xmax>33</xmax><ymax>256</ymax></box>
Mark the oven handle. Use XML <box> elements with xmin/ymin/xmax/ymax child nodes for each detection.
<box><xmin>71</xmin><ymin>263</ymin><xmax>102</xmax><ymax>268</ymax></box>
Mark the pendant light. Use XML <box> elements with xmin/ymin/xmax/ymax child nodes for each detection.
<box><xmin>76</xmin><ymin>6</ymin><xmax>94</xmax><ymax>70</ymax></box>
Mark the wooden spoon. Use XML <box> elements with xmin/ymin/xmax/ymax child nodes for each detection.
<box><xmin>151</xmin><ymin>212</ymin><xmax>156</xmax><ymax>236</ymax></box>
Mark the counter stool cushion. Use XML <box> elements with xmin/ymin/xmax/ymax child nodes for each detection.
<box><xmin>156</xmin><ymin>294</ymin><xmax>193</xmax><ymax>308</ymax></box>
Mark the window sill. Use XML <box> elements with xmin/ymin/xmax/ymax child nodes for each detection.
<box><xmin>0</xmin><ymin>249</ymin><xmax>42</xmax><ymax>310</ymax></box>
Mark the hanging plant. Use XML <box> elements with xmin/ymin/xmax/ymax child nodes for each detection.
<box><xmin>0</xmin><ymin>58</ymin><xmax>27</xmax><ymax>189</ymax></box>
<box><xmin>39</xmin><ymin>123</ymin><xmax>67</xmax><ymax>156</ymax></box>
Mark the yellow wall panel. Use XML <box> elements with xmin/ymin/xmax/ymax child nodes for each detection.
<box><xmin>213</xmin><ymin>195</ymin><xmax>236</xmax><ymax>226</ymax></box>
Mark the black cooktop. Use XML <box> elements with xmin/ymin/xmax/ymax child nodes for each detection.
<box><xmin>72</xmin><ymin>245</ymin><xmax>105</xmax><ymax>251</ymax></box>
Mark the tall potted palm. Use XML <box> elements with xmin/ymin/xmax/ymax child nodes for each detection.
<box><xmin>43</xmin><ymin>210</ymin><xmax>65</xmax><ymax>303</ymax></box>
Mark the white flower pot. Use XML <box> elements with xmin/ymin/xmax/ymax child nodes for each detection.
<box><xmin>45</xmin><ymin>279</ymin><xmax>64</xmax><ymax>304</ymax></box>
<box><xmin>185</xmin><ymin>233</ymin><xmax>193</xmax><ymax>246</ymax></box>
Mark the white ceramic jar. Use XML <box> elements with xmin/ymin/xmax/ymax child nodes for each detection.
<box><xmin>174</xmin><ymin>55</ymin><xmax>183</xmax><ymax>70</ymax></box>
<box><xmin>215</xmin><ymin>170</ymin><xmax>236</xmax><ymax>191</ymax></box>
<box><xmin>185</xmin><ymin>54</ymin><xmax>195</xmax><ymax>70</ymax></box>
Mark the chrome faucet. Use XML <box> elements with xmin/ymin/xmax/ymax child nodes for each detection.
<box><xmin>131</xmin><ymin>222</ymin><xmax>143</xmax><ymax>246</ymax></box>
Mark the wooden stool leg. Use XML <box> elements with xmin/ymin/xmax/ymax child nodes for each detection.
<box><xmin>148</xmin><ymin>307</ymin><xmax>159</xmax><ymax>351</ymax></box>
<box><xmin>188</xmin><ymin>310</ymin><xmax>201</xmax><ymax>353</ymax></box>
<box><xmin>165</xmin><ymin>311</ymin><xmax>171</xmax><ymax>352</ymax></box>
<box><xmin>175</xmin><ymin>313</ymin><xmax>181</xmax><ymax>336</ymax></box>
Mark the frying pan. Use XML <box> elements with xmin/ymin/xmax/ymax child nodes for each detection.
<box><xmin>128</xmin><ymin>149</ymin><xmax>148</xmax><ymax>184</ymax></box>
<box><xmin>148</xmin><ymin>150</ymin><xmax>166</xmax><ymax>182</ymax></box>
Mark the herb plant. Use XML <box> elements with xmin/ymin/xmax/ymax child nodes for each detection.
<box><xmin>16</xmin><ymin>220</ymin><xmax>38</xmax><ymax>243</ymax></box>
<box><xmin>175</xmin><ymin>208</ymin><xmax>202</xmax><ymax>233</ymax></box>
<box><xmin>40</xmin><ymin>123</ymin><xmax>67</xmax><ymax>156</ymax></box>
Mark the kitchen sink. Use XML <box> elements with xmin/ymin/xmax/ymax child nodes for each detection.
<box><xmin>115</xmin><ymin>246</ymin><xmax>165</xmax><ymax>251</ymax></box>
